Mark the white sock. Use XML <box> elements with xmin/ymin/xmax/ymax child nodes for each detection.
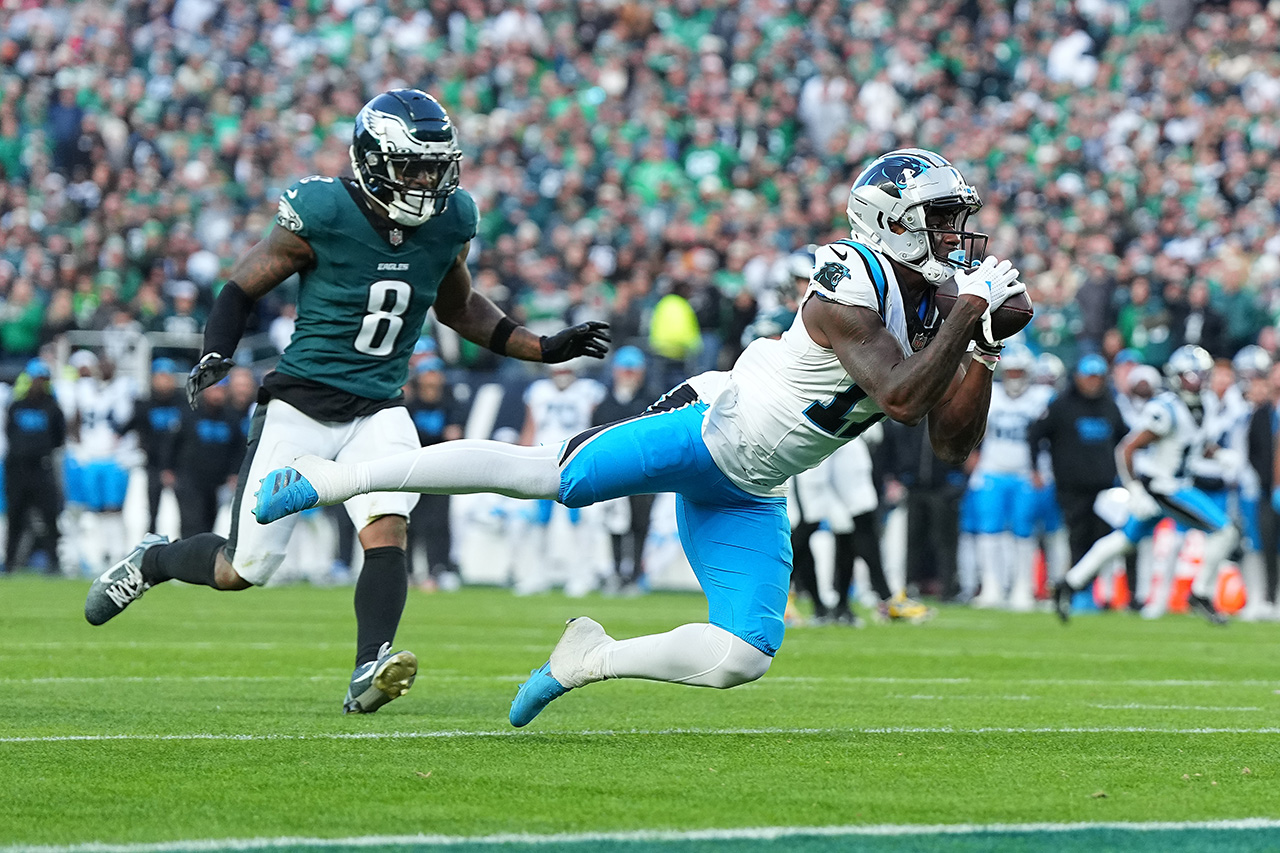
<box><xmin>1143</xmin><ymin>531</ymin><xmax>1184</xmax><ymax>617</ymax></box>
<box><xmin>1065</xmin><ymin>529</ymin><xmax>1133</xmax><ymax>590</ymax></box>
<box><xmin>1134</xmin><ymin>537</ymin><xmax>1154</xmax><ymax>606</ymax></box>
<box><xmin>976</xmin><ymin>533</ymin><xmax>1003</xmax><ymax>602</ymax></box>
<box><xmin>598</xmin><ymin>623</ymin><xmax>772</xmax><ymax>688</ymax></box>
<box><xmin>1009</xmin><ymin>536</ymin><xmax>1036</xmax><ymax>608</ymax></box>
<box><xmin>1241</xmin><ymin>550</ymin><xmax>1266</xmax><ymax>612</ymax></box>
<box><xmin>297</xmin><ymin>441</ymin><xmax>563</xmax><ymax>505</ymax></box>
<box><xmin>1046</xmin><ymin>530</ymin><xmax>1071</xmax><ymax>584</ymax></box>
<box><xmin>957</xmin><ymin>533</ymin><xmax>977</xmax><ymax>598</ymax></box>
<box><xmin>1191</xmin><ymin>525</ymin><xmax>1240</xmax><ymax>599</ymax></box>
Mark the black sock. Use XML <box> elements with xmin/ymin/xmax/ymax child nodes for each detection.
<box><xmin>141</xmin><ymin>533</ymin><xmax>225</xmax><ymax>587</ymax></box>
<box><xmin>833</xmin><ymin>532</ymin><xmax>855</xmax><ymax>609</ymax></box>
<box><xmin>354</xmin><ymin>546</ymin><xmax>408</xmax><ymax>666</ymax></box>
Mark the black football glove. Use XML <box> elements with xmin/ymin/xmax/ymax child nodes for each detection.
<box><xmin>186</xmin><ymin>353</ymin><xmax>234</xmax><ymax>409</ymax></box>
<box><xmin>540</xmin><ymin>321</ymin><xmax>611</xmax><ymax>363</ymax></box>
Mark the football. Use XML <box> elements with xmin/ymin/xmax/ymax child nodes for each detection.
<box><xmin>934</xmin><ymin>278</ymin><xmax>1035</xmax><ymax>341</ymax></box>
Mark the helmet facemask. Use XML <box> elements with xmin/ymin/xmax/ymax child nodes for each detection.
<box><xmin>351</xmin><ymin>145</ymin><xmax>461</xmax><ymax>226</ymax></box>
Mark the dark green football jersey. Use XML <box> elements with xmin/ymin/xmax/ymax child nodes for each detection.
<box><xmin>272</xmin><ymin>176</ymin><xmax>478</xmax><ymax>401</ymax></box>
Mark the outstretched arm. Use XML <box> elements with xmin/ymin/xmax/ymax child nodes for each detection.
<box><xmin>434</xmin><ymin>243</ymin><xmax>610</xmax><ymax>363</ymax></box>
<box><xmin>433</xmin><ymin>243</ymin><xmax>543</xmax><ymax>361</ymax></box>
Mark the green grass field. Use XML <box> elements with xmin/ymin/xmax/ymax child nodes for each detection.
<box><xmin>2</xmin><ymin>576</ymin><xmax>1279</xmax><ymax>852</ymax></box>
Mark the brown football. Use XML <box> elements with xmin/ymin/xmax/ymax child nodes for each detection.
<box><xmin>934</xmin><ymin>278</ymin><xmax>1034</xmax><ymax>342</ymax></box>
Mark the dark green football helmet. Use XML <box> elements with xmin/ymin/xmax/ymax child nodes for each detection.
<box><xmin>350</xmin><ymin>89</ymin><xmax>462</xmax><ymax>226</ymax></box>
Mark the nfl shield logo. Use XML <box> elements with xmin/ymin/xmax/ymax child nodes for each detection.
<box><xmin>389</xmin><ymin>228</ymin><xmax>403</xmax><ymax>247</ymax></box>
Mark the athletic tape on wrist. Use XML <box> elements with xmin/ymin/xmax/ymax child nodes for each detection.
<box><xmin>971</xmin><ymin>349</ymin><xmax>1001</xmax><ymax>371</ymax></box>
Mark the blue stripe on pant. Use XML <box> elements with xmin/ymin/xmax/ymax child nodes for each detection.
<box><xmin>559</xmin><ymin>402</ymin><xmax>790</xmax><ymax>656</ymax></box>
<box><xmin>1121</xmin><ymin>486</ymin><xmax>1232</xmax><ymax>543</ymax></box>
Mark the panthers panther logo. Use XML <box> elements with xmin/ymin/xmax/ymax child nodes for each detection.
<box><xmin>812</xmin><ymin>261</ymin><xmax>850</xmax><ymax>292</ymax></box>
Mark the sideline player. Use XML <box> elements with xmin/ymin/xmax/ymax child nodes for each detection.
<box><xmin>517</xmin><ymin>362</ymin><xmax>606</xmax><ymax>596</ymax></box>
<box><xmin>254</xmin><ymin>149</ymin><xmax>1024</xmax><ymax>725</ymax></box>
<box><xmin>83</xmin><ymin>89</ymin><xmax>609</xmax><ymax>713</ymax></box>
<box><xmin>967</xmin><ymin>343</ymin><xmax>1053</xmax><ymax>610</ymax></box>
<box><xmin>1052</xmin><ymin>346</ymin><xmax>1239</xmax><ymax>624</ymax></box>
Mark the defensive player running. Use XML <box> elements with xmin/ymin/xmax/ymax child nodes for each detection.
<box><xmin>1052</xmin><ymin>346</ymin><xmax>1240</xmax><ymax>625</ymax></box>
<box><xmin>254</xmin><ymin>149</ymin><xmax>1024</xmax><ymax>726</ymax></box>
<box><xmin>83</xmin><ymin>89</ymin><xmax>609</xmax><ymax>714</ymax></box>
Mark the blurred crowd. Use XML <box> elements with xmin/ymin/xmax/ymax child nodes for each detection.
<box><xmin>2</xmin><ymin>0</ymin><xmax>1279</xmax><ymax>381</ymax></box>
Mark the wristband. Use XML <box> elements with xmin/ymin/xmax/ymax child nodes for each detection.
<box><xmin>971</xmin><ymin>349</ymin><xmax>1000</xmax><ymax>371</ymax></box>
<box><xmin>488</xmin><ymin>315</ymin><xmax>518</xmax><ymax>356</ymax></box>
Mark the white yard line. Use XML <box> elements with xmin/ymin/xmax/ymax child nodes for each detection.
<box><xmin>4</xmin><ymin>820</ymin><xmax>1280</xmax><ymax>853</ymax></box>
<box><xmin>1090</xmin><ymin>703</ymin><xmax>1264</xmax><ymax>712</ymax></box>
<box><xmin>4</xmin><ymin>725</ymin><xmax>1280</xmax><ymax>745</ymax></box>
<box><xmin>768</xmin><ymin>675</ymin><xmax>1280</xmax><ymax>687</ymax></box>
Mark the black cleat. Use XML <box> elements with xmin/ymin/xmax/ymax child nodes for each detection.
<box><xmin>830</xmin><ymin>606</ymin><xmax>865</xmax><ymax>628</ymax></box>
<box><xmin>84</xmin><ymin>534</ymin><xmax>169</xmax><ymax>626</ymax></box>
<box><xmin>1052</xmin><ymin>580</ymin><xmax>1074</xmax><ymax>624</ymax></box>
<box><xmin>1188</xmin><ymin>593</ymin><xmax>1228</xmax><ymax>626</ymax></box>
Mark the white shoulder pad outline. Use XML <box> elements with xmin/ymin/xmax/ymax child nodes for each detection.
<box><xmin>808</xmin><ymin>240</ymin><xmax>889</xmax><ymax>319</ymax></box>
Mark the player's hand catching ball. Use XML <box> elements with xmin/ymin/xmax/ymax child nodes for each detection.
<box><xmin>541</xmin><ymin>321</ymin><xmax>611</xmax><ymax>363</ymax></box>
<box><xmin>186</xmin><ymin>352</ymin><xmax>235</xmax><ymax>409</ymax></box>
<box><xmin>955</xmin><ymin>257</ymin><xmax>1024</xmax><ymax>345</ymax></box>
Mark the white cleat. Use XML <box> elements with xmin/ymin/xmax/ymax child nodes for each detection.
<box><xmin>549</xmin><ymin>616</ymin><xmax>613</xmax><ymax>689</ymax></box>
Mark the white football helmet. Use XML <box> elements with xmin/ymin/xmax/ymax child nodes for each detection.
<box><xmin>846</xmin><ymin>148</ymin><xmax>986</xmax><ymax>284</ymax></box>
<box><xmin>1035</xmin><ymin>352</ymin><xmax>1066</xmax><ymax>390</ymax></box>
<box><xmin>1164</xmin><ymin>344</ymin><xmax>1212</xmax><ymax>403</ymax></box>
<box><xmin>1231</xmin><ymin>344</ymin><xmax>1271</xmax><ymax>381</ymax></box>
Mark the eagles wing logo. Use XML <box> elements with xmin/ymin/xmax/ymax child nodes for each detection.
<box><xmin>361</xmin><ymin>108</ymin><xmax>429</xmax><ymax>155</ymax></box>
<box><xmin>812</xmin><ymin>261</ymin><xmax>850</xmax><ymax>292</ymax></box>
<box><xmin>276</xmin><ymin>197</ymin><xmax>303</xmax><ymax>233</ymax></box>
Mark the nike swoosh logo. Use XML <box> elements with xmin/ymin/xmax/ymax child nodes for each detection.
<box><xmin>832</xmin><ymin>247</ymin><xmax>848</xmax><ymax>260</ymax></box>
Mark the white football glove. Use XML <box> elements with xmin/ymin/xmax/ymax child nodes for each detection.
<box><xmin>954</xmin><ymin>257</ymin><xmax>1024</xmax><ymax>343</ymax></box>
<box><xmin>1125</xmin><ymin>482</ymin><xmax>1161</xmax><ymax>521</ymax></box>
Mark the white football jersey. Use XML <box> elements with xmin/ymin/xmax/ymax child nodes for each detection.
<box><xmin>68</xmin><ymin>377</ymin><xmax>135</xmax><ymax>461</ymax></box>
<box><xmin>694</xmin><ymin>238</ymin><xmax>939</xmax><ymax>498</ymax></box>
<box><xmin>1195</xmin><ymin>385</ymin><xmax>1254</xmax><ymax>490</ymax></box>
<box><xmin>1131</xmin><ymin>391</ymin><xmax>1203</xmax><ymax>494</ymax></box>
<box><xmin>525</xmin><ymin>377</ymin><xmax>606</xmax><ymax>446</ymax></box>
<box><xmin>975</xmin><ymin>383</ymin><xmax>1054</xmax><ymax>477</ymax></box>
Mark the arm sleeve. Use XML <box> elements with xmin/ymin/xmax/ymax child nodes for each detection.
<box><xmin>202</xmin><ymin>281</ymin><xmax>256</xmax><ymax>358</ymax></box>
